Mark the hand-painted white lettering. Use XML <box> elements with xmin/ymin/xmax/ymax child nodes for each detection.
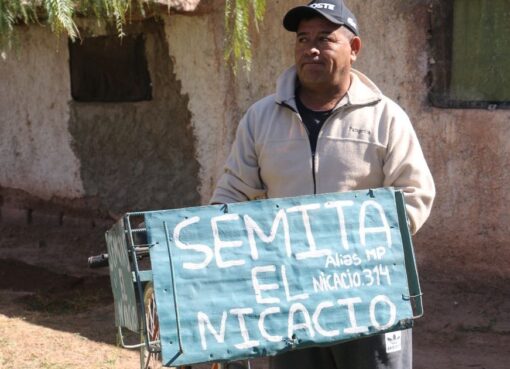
<box><xmin>244</xmin><ymin>209</ymin><xmax>291</xmax><ymax>260</ymax></box>
<box><xmin>370</xmin><ymin>295</ymin><xmax>397</xmax><ymax>330</ymax></box>
<box><xmin>363</xmin><ymin>265</ymin><xmax>392</xmax><ymax>287</ymax></box>
<box><xmin>230</xmin><ymin>308</ymin><xmax>260</xmax><ymax>349</ymax></box>
<box><xmin>198</xmin><ymin>311</ymin><xmax>227</xmax><ymax>350</ymax></box>
<box><xmin>365</xmin><ymin>246</ymin><xmax>386</xmax><ymax>261</ymax></box>
<box><xmin>312</xmin><ymin>301</ymin><xmax>340</xmax><ymax>337</ymax></box>
<box><xmin>174</xmin><ymin>198</ymin><xmax>394</xmax><ymax>269</ymax></box>
<box><xmin>288</xmin><ymin>302</ymin><xmax>315</xmax><ymax>339</ymax></box>
<box><xmin>359</xmin><ymin>200</ymin><xmax>392</xmax><ymax>248</ymax></box>
<box><xmin>313</xmin><ymin>263</ymin><xmax>393</xmax><ymax>292</ymax></box>
<box><xmin>251</xmin><ymin>265</ymin><xmax>280</xmax><ymax>304</ymax></box>
<box><xmin>174</xmin><ymin>216</ymin><xmax>213</xmax><ymax>270</ymax></box>
<box><xmin>211</xmin><ymin>214</ymin><xmax>245</xmax><ymax>268</ymax></box>
<box><xmin>259</xmin><ymin>307</ymin><xmax>283</xmax><ymax>342</ymax></box>
<box><xmin>287</xmin><ymin>203</ymin><xmax>332</xmax><ymax>260</ymax></box>
<box><xmin>324</xmin><ymin>254</ymin><xmax>337</xmax><ymax>268</ymax></box>
<box><xmin>313</xmin><ymin>272</ymin><xmax>335</xmax><ymax>292</ymax></box>
<box><xmin>324</xmin><ymin>200</ymin><xmax>354</xmax><ymax>250</ymax></box>
<box><xmin>325</xmin><ymin>252</ymin><xmax>362</xmax><ymax>268</ymax></box>
<box><xmin>281</xmin><ymin>265</ymin><xmax>309</xmax><ymax>302</ymax></box>
<box><xmin>337</xmin><ymin>297</ymin><xmax>369</xmax><ymax>334</ymax></box>
<box><xmin>196</xmin><ymin>294</ymin><xmax>398</xmax><ymax>351</ymax></box>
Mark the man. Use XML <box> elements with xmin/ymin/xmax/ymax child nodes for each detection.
<box><xmin>211</xmin><ymin>0</ymin><xmax>435</xmax><ymax>368</ymax></box>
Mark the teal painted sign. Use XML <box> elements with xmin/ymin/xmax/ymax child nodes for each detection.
<box><xmin>144</xmin><ymin>188</ymin><xmax>419</xmax><ymax>366</ymax></box>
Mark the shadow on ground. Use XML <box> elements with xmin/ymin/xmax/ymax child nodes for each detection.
<box><xmin>0</xmin><ymin>258</ymin><xmax>119</xmax><ymax>345</ymax></box>
<box><xmin>1</xmin><ymin>259</ymin><xmax>510</xmax><ymax>369</ymax></box>
<box><xmin>0</xmin><ymin>222</ymin><xmax>509</xmax><ymax>369</ymax></box>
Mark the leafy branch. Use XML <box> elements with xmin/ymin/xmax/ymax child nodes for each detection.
<box><xmin>224</xmin><ymin>0</ymin><xmax>265</xmax><ymax>73</ymax></box>
<box><xmin>0</xmin><ymin>0</ymin><xmax>266</xmax><ymax>73</ymax></box>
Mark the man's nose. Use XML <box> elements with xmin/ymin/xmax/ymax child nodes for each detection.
<box><xmin>304</xmin><ymin>45</ymin><xmax>320</xmax><ymax>56</ymax></box>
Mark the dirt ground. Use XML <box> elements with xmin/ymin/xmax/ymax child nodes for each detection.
<box><xmin>0</xmin><ymin>221</ymin><xmax>509</xmax><ymax>369</ymax></box>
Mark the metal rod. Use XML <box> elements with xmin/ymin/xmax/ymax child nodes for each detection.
<box><xmin>125</xmin><ymin>214</ymin><xmax>160</xmax><ymax>355</ymax></box>
<box><xmin>117</xmin><ymin>326</ymin><xmax>151</xmax><ymax>349</ymax></box>
<box><xmin>164</xmin><ymin>221</ymin><xmax>185</xmax><ymax>361</ymax></box>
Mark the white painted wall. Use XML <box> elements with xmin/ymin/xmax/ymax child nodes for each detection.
<box><xmin>0</xmin><ymin>27</ymin><xmax>84</xmax><ymax>199</ymax></box>
<box><xmin>164</xmin><ymin>11</ymin><xmax>231</xmax><ymax>203</ymax></box>
<box><xmin>0</xmin><ymin>0</ymin><xmax>508</xmax><ymax>276</ymax></box>
<box><xmin>164</xmin><ymin>1</ymin><xmax>295</xmax><ymax>203</ymax></box>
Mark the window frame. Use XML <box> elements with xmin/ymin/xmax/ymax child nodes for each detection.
<box><xmin>428</xmin><ymin>0</ymin><xmax>510</xmax><ymax>110</ymax></box>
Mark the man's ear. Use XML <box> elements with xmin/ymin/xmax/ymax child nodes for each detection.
<box><xmin>350</xmin><ymin>37</ymin><xmax>362</xmax><ymax>63</ymax></box>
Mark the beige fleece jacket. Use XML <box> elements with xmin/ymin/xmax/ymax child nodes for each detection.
<box><xmin>211</xmin><ymin>67</ymin><xmax>435</xmax><ymax>234</ymax></box>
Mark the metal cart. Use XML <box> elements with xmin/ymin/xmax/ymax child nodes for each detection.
<box><xmin>90</xmin><ymin>188</ymin><xmax>423</xmax><ymax>369</ymax></box>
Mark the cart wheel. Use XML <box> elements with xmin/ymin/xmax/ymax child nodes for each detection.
<box><xmin>141</xmin><ymin>283</ymin><xmax>191</xmax><ymax>369</ymax></box>
<box><xmin>141</xmin><ymin>282</ymin><xmax>163</xmax><ymax>369</ymax></box>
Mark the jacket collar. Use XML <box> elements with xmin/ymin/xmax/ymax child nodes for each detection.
<box><xmin>276</xmin><ymin>66</ymin><xmax>382</xmax><ymax>110</ymax></box>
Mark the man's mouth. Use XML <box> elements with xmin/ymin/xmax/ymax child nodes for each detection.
<box><xmin>302</xmin><ymin>61</ymin><xmax>324</xmax><ymax>68</ymax></box>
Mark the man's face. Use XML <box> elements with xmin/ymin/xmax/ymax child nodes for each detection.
<box><xmin>295</xmin><ymin>17</ymin><xmax>359</xmax><ymax>90</ymax></box>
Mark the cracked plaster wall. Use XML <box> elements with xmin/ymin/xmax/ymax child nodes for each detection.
<box><xmin>163</xmin><ymin>0</ymin><xmax>294</xmax><ymax>202</ymax></box>
<box><xmin>166</xmin><ymin>0</ymin><xmax>510</xmax><ymax>277</ymax></box>
<box><xmin>69</xmin><ymin>19</ymin><xmax>201</xmax><ymax>214</ymax></box>
<box><xmin>0</xmin><ymin>27</ymin><xmax>84</xmax><ymax>200</ymax></box>
<box><xmin>0</xmin><ymin>0</ymin><xmax>508</xmax><ymax>277</ymax></box>
<box><xmin>348</xmin><ymin>0</ymin><xmax>510</xmax><ymax>278</ymax></box>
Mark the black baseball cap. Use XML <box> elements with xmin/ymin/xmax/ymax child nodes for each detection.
<box><xmin>283</xmin><ymin>0</ymin><xmax>359</xmax><ymax>35</ymax></box>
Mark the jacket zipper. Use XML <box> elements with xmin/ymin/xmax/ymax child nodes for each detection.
<box><xmin>311</xmin><ymin>151</ymin><xmax>317</xmax><ymax>194</ymax></box>
<box><xmin>291</xmin><ymin>109</ymin><xmax>317</xmax><ymax>194</ymax></box>
<box><xmin>281</xmin><ymin>102</ymin><xmax>334</xmax><ymax>195</ymax></box>
<box><xmin>304</xmin><ymin>115</ymin><xmax>336</xmax><ymax>195</ymax></box>
<box><xmin>294</xmin><ymin>110</ymin><xmax>318</xmax><ymax>195</ymax></box>
<box><xmin>311</xmin><ymin>119</ymin><xmax>331</xmax><ymax>195</ymax></box>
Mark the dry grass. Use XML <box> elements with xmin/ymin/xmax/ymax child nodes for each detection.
<box><xmin>0</xmin><ymin>292</ymin><xmax>139</xmax><ymax>369</ymax></box>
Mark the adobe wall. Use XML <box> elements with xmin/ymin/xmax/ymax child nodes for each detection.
<box><xmin>0</xmin><ymin>28</ymin><xmax>84</xmax><ymax>200</ymax></box>
<box><xmin>347</xmin><ymin>0</ymin><xmax>510</xmax><ymax>279</ymax></box>
<box><xmin>68</xmin><ymin>19</ymin><xmax>201</xmax><ymax>214</ymax></box>
<box><xmin>0</xmin><ymin>0</ymin><xmax>508</xmax><ymax>278</ymax></box>
<box><xmin>167</xmin><ymin>0</ymin><xmax>509</xmax><ymax>278</ymax></box>
<box><xmin>0</xmin><ymin>20</ymin><xmax>201</xmax><ymax>216</ymax></box>
<box><xmin>163</xmin><ymin>1</ymin><xmax>295</xmax><ymax>201</ymax></box>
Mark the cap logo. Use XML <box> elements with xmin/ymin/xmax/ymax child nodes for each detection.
<box><xmin>347</xmin><ymin>17</ymin><xmax>357</xmax><ymax>29</ymax></box>
<box><xmin>310</xmin><ymin>3</ymin><xmax>336</xmax><ymax>10</ymax></box>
